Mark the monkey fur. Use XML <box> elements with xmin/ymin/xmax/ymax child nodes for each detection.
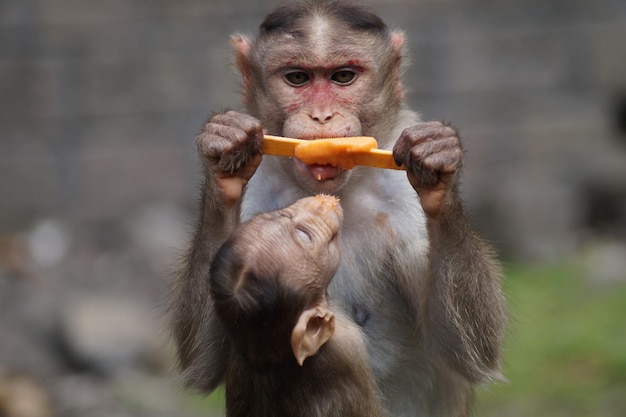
<box><xmin>210</xmin><ymin>195</ymin><xmax>385</xmax><ymax>417</ymax></box>
<box><xmin>170</xmin><ymin>1</ymin><xmax>507</xmax><ymax>416</ymax></box>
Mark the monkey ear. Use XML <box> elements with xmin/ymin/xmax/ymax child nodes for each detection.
<box><xmin>390</xmin><ymin>30</ymin><xmax>405</xmax><ymax>54</ymax></box>
<box><xmin>231</xmin><ymin>34</ymin><xmax>253</xmax><ymax>84</ymax></box>
<box><xmin>291</xmin><ymin>305</ymin><xmax>335</xmax><ymax>366</ymax></box>
<box><xmin>389</xmin><ymin>30</ymin><xmax>406</xmax><ymax>98</ymax></box>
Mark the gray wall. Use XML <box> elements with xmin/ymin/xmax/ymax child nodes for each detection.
<box><xmin>2</xmin><ymin>0</ymin><xmax>625</xmax><ymax>260</ymax></box>
<box><xmin>1</xmin><ymin>1</ymin><xmax>625</xmax><ymax>416</ymax></box>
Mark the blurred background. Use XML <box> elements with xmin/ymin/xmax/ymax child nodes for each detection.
<box><xmin>1</xmin><ymin>0</ymin><xmax>625</xmax><ymax>416</ymax></box>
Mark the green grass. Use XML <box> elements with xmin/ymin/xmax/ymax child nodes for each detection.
<box><xmin>181</xmin><ymin>387</ymin><xmax>225</xmax><ymax>416</ymax></box>
<box><xmin>180</xmin><ymin>260</ymin><xmax>626</xmax><ymax>416</ymax></box>
<box><xmin>476</xmin><ymin>261</ymin><xmax>626</xmax><ymax>417</ymax></box>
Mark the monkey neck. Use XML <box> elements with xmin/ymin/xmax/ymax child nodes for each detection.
<box><xmin>225</xmin><ymin>340</ymin><xmax>384</xmax><ymax>417</ymax></box>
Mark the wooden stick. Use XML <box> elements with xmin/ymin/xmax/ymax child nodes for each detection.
<box><xmin>262</xmin><ymin>135</ymin><xmax>302</xmax><ymax>158</ymax></box>
<box><xmin>262</xmin><ymin>135</ymin><xmax>404</xmax><ymax>170</ymax></box>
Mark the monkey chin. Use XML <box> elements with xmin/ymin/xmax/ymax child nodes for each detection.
<box><xmin>293</xmin><ymin>158</ymin><xmax>352</xmax><ymax>194</ymax></box>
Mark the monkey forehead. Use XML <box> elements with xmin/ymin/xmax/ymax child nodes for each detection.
<box><xmin>256</xmin><ymin>10</ymin><xmax>391</xmax><ymax>71</ymax></box>
<box><xmin>234</xmin><ymin>207</ymin><xmax>338</xmax><ymax>248</ymax></box>
<box><xmin>259</xmin><ymin>0</ymin><xmax>387</xmax><ymax>40</ymax></box>
<box><xmin>259</xmin><ymin>30</ymin><xmax>388</xmax><ymax>72</ymax></box>
<box><xmin>262</xmin><ymin>47</ymin><xmax>376</xmax><ymax>75</ymax></box>
<box><xmin>229</xmin><ymin>197</ymin><xmax>342</xmax><ymax>272</ymax></box>
<box><xmin>230</xmin><ymin>224</ymin><xmax>332</xmax><ymax>287</ymax></box>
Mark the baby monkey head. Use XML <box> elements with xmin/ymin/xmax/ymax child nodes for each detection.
<box><xmin>210</xmin><ymin>195</ymin><xmax>342</xmax><ymax>367</ymax></box>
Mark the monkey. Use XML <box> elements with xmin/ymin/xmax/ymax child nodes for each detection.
<box><xmin>210</xmin><ymin>195</ymin><xmax>386</xmax><ymax>417</ymax></box>
<box><xmin>170</xmin><ymin>1</ymin><xmax>507</xmax><ymax>416</ymax></box>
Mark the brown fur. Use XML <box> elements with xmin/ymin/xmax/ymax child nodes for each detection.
<box><xmin>224</xmin><ymin>314</ymin><xmax>384</xmax><ymax>417</ymax></box>
<box><xmin>170</xmin><ymin>1</ymin><xmax>507</xmax><ymax>416</ymax></box>
<box><xmin>210</xmin><ymin>196</ymin><xmax>385</xmax><ymax>417</ymax></box>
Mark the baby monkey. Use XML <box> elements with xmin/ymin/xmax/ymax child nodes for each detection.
<box><xmin>209</xmin><ymin>195</ymin><xmax>386</xmax><ymax>417</ymax></box>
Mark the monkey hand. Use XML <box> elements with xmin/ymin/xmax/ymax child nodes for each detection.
<box><xmin>393</xmin><ymin>121</ymin><xmax>463</xmax><ymax>219</ymax></box>
<box><xmin>196</xmin><ymin>111</ymin><xmax>264</xmax><ymax>206</ymax></box>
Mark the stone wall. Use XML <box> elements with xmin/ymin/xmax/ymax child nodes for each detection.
<box><xmin>2</xmin><ymin>0</ymin><xmax>625</xmax><ymax>259</ymax></box>
<box><xmin>1</xmin><ymin>1</ymin><xmax>625</xmax><ymax>416</ymax></box>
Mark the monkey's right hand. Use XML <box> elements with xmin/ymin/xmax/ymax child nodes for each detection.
<box><xmin>196</xmin><ymin>111</ymin><xmax>264</xmax><ymax>206</ymax></box>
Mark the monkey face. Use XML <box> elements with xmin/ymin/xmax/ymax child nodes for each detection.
<box><xmin>246</xmin><ymin>195</ymin><xmax>343</xmax><ymax>287</ymax></box>
<box><xmin>210</xmin><ymin>196</ymin><xmax>344</xmax><ymax>365</ymax></box>
<box><xmin>266</xmin><ymin>60</ymin><xmax>368</xmax><ymax>193</ymax></box>
<box><xmin>236</xmin><ymin>18</ymin><xmax>402</xmax><ymax>194</ymax></box>
<box><xmin>213</xmin><ymin>195</ymin><xmax>343</xmax><ymax>303</ymax></box>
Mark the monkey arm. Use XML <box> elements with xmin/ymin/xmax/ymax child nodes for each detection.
<box><xmin>425</xmin><ymin>198</ymin><xmax>507</xmax><ymax>383</ymax></box>
<box><xmin>393</xmin><ymin>121</ymin><xmax>506</xmax><ymax>382</ymax></box>
<box><xmin>169</xmin><ymin>182</ymin><xmax>239</xmax><ymax>392</ymax></box>
<box><xmin>170</xmin><ymin>111</ymin><xmax>263</xmax><ymax>391</ymax></box>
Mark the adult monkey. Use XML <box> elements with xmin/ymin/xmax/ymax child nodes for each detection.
<box><xmin>171</xmin><ymin>0</ymin><xmax>507</xmax><ymax>416</ymax></box>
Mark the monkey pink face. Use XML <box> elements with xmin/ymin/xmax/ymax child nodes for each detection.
<box><xmin>276</xmin><ymin>65</ymin><xmax>364</xmax><ymax>192</ymax></box>
<box><xmin>255</xmin><ymin>24</ymin><xmax>399</xmax><ymax>193</ymax></box>
<box><xmin>267</xmin><ymin>63</ymin><xmax>363</xmax><ymax>192</ymax></box>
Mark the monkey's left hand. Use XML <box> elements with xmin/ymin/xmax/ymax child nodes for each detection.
<box><xmin>393</xmin><ymin>121</ymin><xmax>463</xmax><ymax>219</ymax></box>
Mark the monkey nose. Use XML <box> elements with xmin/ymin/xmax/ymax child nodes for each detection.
<box><xmin>311</xmin><ymin>195</ymin><xmax>344</xmax><ymax>231</ymax></box>
<box><xmin>313</xmin><ymin>195</ymin><xmax>342</xmax><ymax>216</ymax></box>
<box><xmin>292</xmin><ymin>195</ymin><xmax>341</xmax><ymax>226</ymax></box>
<box><xmin>310</xmin><ymin>108</ymin><xmax>334</xmax><ymax>123</ymax></box>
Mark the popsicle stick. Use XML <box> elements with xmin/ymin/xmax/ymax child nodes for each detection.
<box><xmin>262</xmin><ymin>135</ymin><xmax>404</xmax><ymax>170</ymax></box>
<box><xmin>262</xmin><ymin>135</ymin><xmax>301</xmax><ymax>157</ymax></box>
<box><xmin>351</xmin><ymin>148</ymin><xmax>404</xmax><ymax>170</ymax></box>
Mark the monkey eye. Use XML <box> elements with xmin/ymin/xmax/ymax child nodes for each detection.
<box><xmin>295</xmin><ymin>227</ymin><xmax>313</xmax><ymax>244</ymax></box>
<box><xmin>331</xmin><ymin>69</ymin><xmax>357</xmax><ymax>85</ymax></box>
<box><xmin>284</xmin><ymin>70</ymin><xmax>311</xmax><ymax>87</ymax></box>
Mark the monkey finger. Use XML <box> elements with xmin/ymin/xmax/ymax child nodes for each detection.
<box><xmin>195</xmin><ymin>132</ymin><xmax>229</xmax><ymax>162</ymax></box>
<box><xmin>402</xmin><ymin>122</ymin><xmax>457</xmax><ymax>145</ymax></box>
<box><xmin>211</xmin><ymin>111</ymin><xmax>263</xmax><ymax>134</ymax></box>
<box><xmin>407</xmin><ymin>163</ymin><xmax>439</xmax><ymax>188</ymax></box>
<box><xmin>196</xmin><ymin>129</ymin><xmax>244</xmax><ymax>159</ymax></box>
<box><xmin>216</xmin><ymin>145</ymin><xmax>261</xmax><ymax>174</ymax></box>
<box><xmin>393</xmin><ymin>123</ymin><xmax>457</xmax><ymax>165</ymax></box>
<box><xmin>408</xmin><ymin>122</ymin><xmax>456</xmax><ymax>143</ymax></box>
<box><xmin>407</xmin><ymin>146</ymin><xmax>463</xmax><ymax>188</ymax></box>
<box><xmin>398</xmin><ymin>135</ymin><xmax>459</xmax><ymax>174</ymax></box>
<box><xmin>420</xmin><ymin>148</ymin><xmax>462</xmax><ymax>174</ymax></box>
<box><xmin>198</xmin><ymin>125</ymin><xmax>262</xmax><ymax>168</ymax></box>
<box><xmin>210</xmin><ymin>111</ymin><xmax>264</xmax><ymax>152</ymax></box>
<box><xmin>209</xmin><ymin>123</ymin><xmax>252</xmax><ymax>147</ymax></box>
<box><xmin>407</xmin><ymin>136</ymin><xmax>461</xmax><ymax>162</ymax></box>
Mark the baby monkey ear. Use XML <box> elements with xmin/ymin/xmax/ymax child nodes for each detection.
<box><xmin>291</xmin><ymin>305</ymin><xmax>335</xmax><ymax>366</ymax></box>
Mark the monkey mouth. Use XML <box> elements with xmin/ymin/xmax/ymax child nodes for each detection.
<box><xmin>296</xmin><ymin>160</ymin><xmax>343</xmax><ymax>182</ymax></box>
